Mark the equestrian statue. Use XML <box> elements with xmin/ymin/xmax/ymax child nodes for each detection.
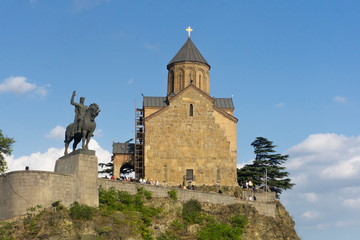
<box><xmin>64</xmin><ymin>91</ymin><xmax>100</xmax><ymax>155</ymax></box>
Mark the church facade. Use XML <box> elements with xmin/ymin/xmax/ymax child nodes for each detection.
<box><xmin>140</xmin><ymin>32</ymin><xmax>238</xmax><ymax>186</ymax></box>
<box><xmin>114</xmin><ymin>30</ymin><xmax>238</xmax><ymax>186</ymax></box>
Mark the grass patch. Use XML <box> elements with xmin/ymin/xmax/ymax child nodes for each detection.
<box><xmin>182</xmin><ymin>199</ymin><xmax>202</xmax><ymax>224</ymax></box>
<box><xmin>0</xmin><ymin>222</ymin><xmax>15</xmax><ymax>240</ymax></box>
<box><xmin>69</xmin><ymin>201</ymin><xmax>95</xmax><ymax>220</ymax></box>
<box><xmin>168</xmin><ymin>189</ymin><xmax>178</xmax><ymax>200</ymax></box>
<box><xmin>197</xmin><ymin>214</ymin><xmax>247</xmax><ymax>240</ymax></box>
<box><xmin>99</xmin><ymin>187</ymin><xmax>161</xmax><ymax>239</ymax></box>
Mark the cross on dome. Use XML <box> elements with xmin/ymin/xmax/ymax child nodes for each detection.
<box><xmin>186</xmin><ymin>26</ymin><xmax>193</xmax><ymax>38</ymax></box>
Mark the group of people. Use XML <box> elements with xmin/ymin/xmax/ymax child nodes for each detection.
<box><xmin>179</xmin><ymin>184</ymin><xmax>195</xmax><ymax>190</ymax></box>
<box><xmin>107</xmin><ymin>175</ymin><xmax>160</xmax><ymax>186</ymax></box>
<box><xmin>139</xmin><ymin>178</ymin><xmax>159</xmax><ymax>186</ymax></box>
<box><xmin>248</xmin><ymin>195</ymin><xmax>256</xmax><ymax>201</ymax></box>
<box><xmin>245</xmin><ymin>180</ymin><xmax>254</xmax><ymax>189</ymax></box>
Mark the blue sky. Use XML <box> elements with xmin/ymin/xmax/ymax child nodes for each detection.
<box><xmin>1</xmin><ymin>1</ymin><xmax>360</xmax><ymax>239</ymax></box>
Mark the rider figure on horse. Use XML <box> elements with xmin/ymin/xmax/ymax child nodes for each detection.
<box><xmin>70</xmin><ymin>90</ymin><xmax>88</xmax><ymax>136</ymax></box>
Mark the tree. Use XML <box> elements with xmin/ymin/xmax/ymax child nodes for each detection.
<box><xmin>98</xmin><ymin>157</ymin><xmax>114</xmax><ymax>177</ymax></box>
<box><xmin>0</xmin><ymin>130</ymin><xmax>15</xmax><ymax>174</ymax></box>
<box><xmin>237</xmin><ymin>137</ymin><xmax>295</xmax><ymax>198</ymax></box>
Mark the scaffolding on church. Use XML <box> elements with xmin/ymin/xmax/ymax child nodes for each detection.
<box><xmin>134</xmin><ymin>104</ymin><xmax>144</xmax><ymax>180</ymax></box>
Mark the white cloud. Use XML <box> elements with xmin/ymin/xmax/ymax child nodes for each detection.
<box><xmin>46</xmin><ymin>125</ymin><xmax>66</xmax><ymax>139</ymax></box>
<box><xmin>94</xmin><ymin>129</ymin><xmax>104</xmax><ymax>138</ymax></box>
<box><xmin>0</xmin><ymin>76</ymin><xmax>49</xmax><ymax>97</ymax></box>
<box><xmin>6</xmin><ymin>140</ymin><xmax>111</xmax><ymax>173</ymax></box>
<box><xmin>302</xmin><ymin>210</ymin><xmax>320</xmax><ymax>219</ymax></box>
<box><xmin>35</xmin><ymin>85</ymin><xmax>50</xmax><ymax>97</ymax></box>
<box><xmin>290</xmin><ymin>173</ymin><xmax>308</xmax><ymax>187</ymax></box>
<box><xmin>283</xmin><ymin>133</ymin><xmax>360</xmax><ymax>236</ymax></box>
<box><xmin>321</xmin><ymin>156</ymin><xmax>360</xmax><ymax>179</ymax></box>
<box><xmin>286</xmin><ymin>134</ymin><xmax>360</xmax><ymax>178</ymax></box>
<box><xmin>333</xmin><ymin>96</ymin><xmax>346</xmax><ymax>104</ymax></box>
<box><xmin>5</xmin><ymin>147</ymin><xmax>63</xmax><ymax>172</ymax></box>
<box><xmin>335</xmin><ymin>219</ymin><xmax>360</xmax><ymax>228</ymax></box>
<box><xmin>287</xmin><ymin>133</ymin><xmax>350</xmax><ymax>156</ymax></box>
<box><xmin>0</xmin><ymin>76</ymin><xmax>36</xmax><ymax>94</ymax></box>
<box><xmin>343</xmin><ymin>197</ymin><xmax>360</xmax><ymax>209</ymax></box>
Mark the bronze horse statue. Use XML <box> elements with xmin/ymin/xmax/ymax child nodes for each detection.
<box><xmin>64</xmin><ymin>103</ymin><xmax>100</xmax><ymax>155</ymax></box>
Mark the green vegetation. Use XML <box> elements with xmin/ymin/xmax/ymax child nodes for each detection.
<box><xmin>23</xmin><ymin>205</ymin><xmax>44</xmax><ymax>238</ymax></box>
<box><xmin>69</xmin><ymin>201</ymin><xmax>96</xmax><ymax>220</ymax></box>
<box><xmin>237</xmin><ymin>136</ymin><xmax>295</xmax><ymax>198</ymax></box>
<box><xmin>197</xmin><ymin>215</ymin><xmax>245</xmax><ymax>240</ymax></box>
<box><xmin>167</xmin><ymin>189</ymin><xmax>178</xmax><ymax>200</ymax></box>
<box><xmin>0</xmin><ymin>188</ymin><xmax>249</xmax><ymax>240</ymax></box>
<box><xmin>99</xmin><ymin>186</ymin><xmax>160</xmax><ymax>239</ymax></box>
<box><xmin>0</xmin><ymin>222</ymin><xmax>15</xmax><ymax>240</ymax></box>
<box><xmin>182</xmin><ymin>199</ymin><xmax>203</xmax><ymax>224</ymax></box>
<box><xmin>0</xmin><ymin>130</ymin><xmax>15</xmax><ymax>174</ymax></box>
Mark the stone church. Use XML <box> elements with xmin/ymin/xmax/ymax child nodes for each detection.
<box><xmin>113</xmin><ymin>29</ymin><xmax>238</xmax><ymax>187</ymax></box>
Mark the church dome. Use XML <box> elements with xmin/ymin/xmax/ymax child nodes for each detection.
<box><xmin>167</xmin><ymin>37</ymin><xmax>210</xmax><ymax>70</ymax></box>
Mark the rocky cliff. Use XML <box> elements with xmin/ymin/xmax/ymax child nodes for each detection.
<box><xmin>0</xmin><ymin>188</ymin><xmax>298</xmax><ymax>240</ymax></box>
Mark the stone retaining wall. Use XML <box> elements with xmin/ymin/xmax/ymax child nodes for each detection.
<box><xmin>0</xmin><ymin>151</ymin><xmax>276</xmax><ymax>220</ymax></box>
<box><xmin>99</xmin><ymin>179</ymin><xmax>276</xmax><ymax>218</ymax></box>
<box><xmin>0</xmin><ymin>171</ymin><xmax>73</xmax><ymax>220</ymax></box>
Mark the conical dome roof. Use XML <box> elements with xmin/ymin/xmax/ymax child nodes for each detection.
<box><xmin>167</xmin><ymin>37</ymin><xmax>210</xmax><ymax>69</ymax></box>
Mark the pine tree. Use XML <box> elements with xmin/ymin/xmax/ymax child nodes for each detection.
<box><xmin>0</xmin><ymin>130</ymin><xmax>15</xmax><ymax>174</ymax></box>
<box><xmin>98</xmin><ymin>157</ymin><xmax>114</xmax><ymax>177</ymax></box>
<box><xmin>237</xmin><ymin>137</ymin><xmax>295</xmax><ymax>198</ymax></box>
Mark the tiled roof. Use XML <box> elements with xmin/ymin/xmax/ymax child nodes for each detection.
<box><xmin>143</xmin><ymin>96</ymin><xmax>234</xmax><ymax>109</ymax></box>
<box><xmin>167</xmin><ymin>38</ymin><xmax>210</xmax><ymax>69</ymax></box>
<box><xmin>214</xmin><ymin>98</ymin><xmax>234</xmax><ymax>109</ymax></box>
<box><xmin>113</xmin><ymin>143</ymin><xmax>134</xmax><ymax>154</ymax></box>
<box><xmin>143</xmin><ymin>97</ymin><xmax>168</xmax><ymax>107</ymax></box>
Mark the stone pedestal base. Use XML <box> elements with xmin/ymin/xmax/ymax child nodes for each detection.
<box><xmin>55</xmin><ymin>149</ymin><xmax>98</xmax><ymax>207</ymax></box>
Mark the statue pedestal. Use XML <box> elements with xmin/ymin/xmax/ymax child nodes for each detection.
<box><xmin>55</xmin><ymin>149</ymin><xmax>98</xmax><ymax>207</ymax></box>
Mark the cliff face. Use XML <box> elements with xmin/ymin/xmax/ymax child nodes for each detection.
<box><xmin>0</xmin><ymin>197</ymin><xmax>298</xmax><ymax>240</ymax></box>
<box><xmin>194</xmin><ymin>201</ymin><xmax>299</xmax><ymax>240</ymax></box>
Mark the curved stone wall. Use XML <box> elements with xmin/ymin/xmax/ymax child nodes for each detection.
<box><xmin>0</xmin><ymin>171</ymin><xmax>73</xmax><ymax>220</ymax></box>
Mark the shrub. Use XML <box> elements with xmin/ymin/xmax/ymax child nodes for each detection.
<box><xmin>157</xmin><ymin>231</ymin><xmax>179</xmax><ymax>240</ymax></box>
<box><xmin>96</xmin><ymin>226</ymin><xmax>113</xmax><ymax>235</ymax></box>
<box><xmin>26</xmin><ymin>205</ymin><xmax>43</xmax><ymax>217</ymax></box>
<box><xmin>231</xmin><ymin>214</ymin><xmax>247</xmax><ymax>229</ymax></box>
<box><xmin>197</xmin><ymin>221</ymin><xmax>239</xmax><ymax>240</ymax></box>
<box><xmin>197</xmin><ymin>214</ymin><xmax>247</xmax><ymax>240</ymax></box>
<box><xmin>69</xmin><ymin>202</ymin><xmax>95</xmax><ymax>220</ymax></box>
<box><xmin>0</xmin><ymin>222</ymin><xmax>14</xmax><ymax>239</ymax></box>
<box><xmin>136</xmin><ymin>186</ymin><xmax>153</xmax><ymax>200</ymax></box>
<box><xmin>182</xmin><ymin>199</ymin><xmax>202</xmax><ymax>224</ymax></box>
<box><xmin>51</xmin><ymin>200</ymin><xmax>64</xmax><ymax>210</ymax></box>
<box><xmin>168</xmin><ymin>189</ymin><xmax>178</xmax><ymax>200</ymax></box>
<box><xmin>98</xmin><ymin>187</ymin><xmax>161</xmax><ymax>239</ymax></box>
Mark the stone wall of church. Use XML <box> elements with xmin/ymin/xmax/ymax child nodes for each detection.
<box><xmin>167</xmin><ymin>62</ymin><xmax>210</xmax><ymax>95</ymax></box>
<box><xmin>144</xmin><ymin>107</ymin><xmax>162</xmax><ymax>118</ymax></box>
<box><xmin>144</xmin><ymin>87</ymin><xmax>237</xmax><ymax>186</ymax></box>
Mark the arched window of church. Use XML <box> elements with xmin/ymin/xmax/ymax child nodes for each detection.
<box><xmin>189</xmin><ymin>104</ymin><xmax>193</xmax><ymax>117</ymax></box>
<box><xmin>179</xmin><ymin>74</ymin><xmax>182</xmax><ymax>89</ymax></box>
<box><xmin>199</xmin><ymin>75</ymin><xmax>202</xmax><ymax>89</ymax></box>
<box><xmin>170</xmin><ymin>71</ymin><xmax>174</xmax><ymax>92</ymax></box>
